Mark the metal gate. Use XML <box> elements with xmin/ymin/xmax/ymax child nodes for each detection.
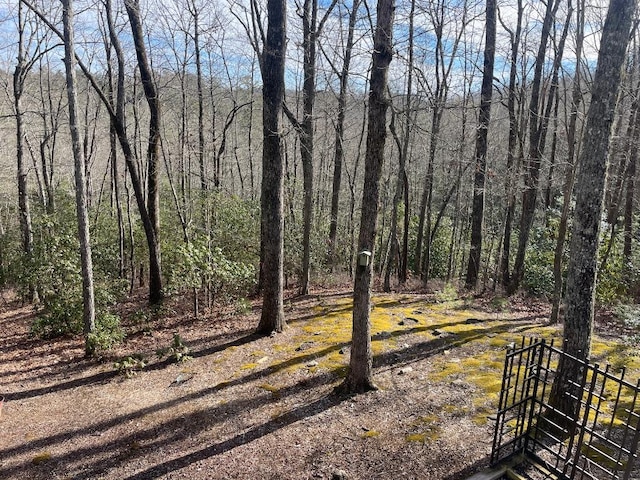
<box><xmin>490</xmin><ymin>338</ymin><xmax>640</xmax><ymax>479</ymax></box>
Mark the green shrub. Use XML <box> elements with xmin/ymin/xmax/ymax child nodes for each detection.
<box><xmin>22</xmin><ymin>195</ymin><xmax>126</xmax><ymax>350</ymax></box>
<box><xmin>435</xmin><ymin>283</ymin><xmax>458</xmax><ymax>302</ymax></box>
<box><xmin>87</xmin><ymin>313</ymin><xmax>125</xmax><ymax>351</ymax></box>
<box><xmin>165</xmin><ymin>236</ymin><xmax>255</xmax><ymax>301</ymax></box>
<box><xmin>235</xmin><ymin>297</ymin><xmax>252</xmax><ymax>314</ymax></box>
<box><xmin>429</xmin><ymin>220</ymin><xmax>453</xmax><ymax>280</ymax></box>
<box><xmin>523</xmin><ymin>227</ymin><xmax>555</xmax><ymax>296</ymax></box>
<box><xmin>114</xmin><ymin>354</ymin><xmax>147</xmax><ymax>377</ymax></box>
<box><xmin>156</xmin><ymin>334</ymin><xmax>192</xmax><ymax>363</ymax></box>
<box><xmin>596</xmin><ymin>244</ymin><xmax>637</xmax><ymax>304</ymax></box>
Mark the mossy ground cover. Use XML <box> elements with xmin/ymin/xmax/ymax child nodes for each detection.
<box><xmin>1</xmin><ymin>288</ymin><xmax>639</xmax><ymax>479</ymax></box>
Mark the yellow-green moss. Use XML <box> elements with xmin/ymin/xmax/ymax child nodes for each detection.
<box><xmin>582</xmin><ymin>442</ymin><xmax>627</xmax><ymax>470</ymax></box>
<box><xmin>405</xmin><ymin>427</ymin><xmax>440</xmax><ymax>442</ymax></box>
<box><xmin>405</xmin><ymin>433</ymin><xmax>427</xmax><ymax>443</ymax></box>
<box><xmin>32</xmin><ymin>452</ymin><xmax>52</xmax><ymax>464</ymax></box>
<box><xmin>259</xmin><ymin>383</ymin><xmax>280</xmax><ymax>394</ymax></box>
<box><xmin>473</xmin><ymin>414</ymin><xmax>489</xmax><ymax>426</ymax></box>
<box><xmin>361</xmin><ymin>430</ymin><xmax>381</xmax><ymax>438</ymax></box>
<box><xmin>443</xmin><ymin>404</ymin><xmax>469</xmax><ymax>415</ymax></box>
<box><xmin>413</xmin><ymin>414</ymin><xmax>439</xmax><ymax>426</ymax></box>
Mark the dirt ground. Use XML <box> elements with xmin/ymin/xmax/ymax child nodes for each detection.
<box><xmin>0</xmin><ymin>285</ymin><xmax>635</xmax><ymax>480</ymax></box>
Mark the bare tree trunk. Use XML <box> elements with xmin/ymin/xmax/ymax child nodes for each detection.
<box><xmin>61</xmin><ymin>0</ymin><xmax>96</xmax><ymax>355</ymax></box>
<box><xmin>190</xmin><ymin>0</ymin><xmax>207</xmax><ymax>193</ymax></box>
<box><xmin>124</xmin><ymin>0</ymin><xmax>163</xmax><ymax>304</ymax></box>
<box><xmin>328</xmin><ymin>0</ymin><xmax>361</xmax><ymax>269</ymax></box>
<box><xmin>414</xmin><ymin>0</ymin><xmax>469</xmax><ymax>282</ymax></box>
<box><xmin>599</xmin><ymin>96</ymin><xmax>640</xmax><ymax>272</ymax></box>
<box><xmin>14</xmin><ymin>2</ymin><xmax>35</xmax><ymax>301</ymax></box>
<box><xmin>508</xmin><ymin>0</ymin><xmax>560</xmax><ymax>294</ymax></box>
<box><xmin>298</xmin><ymin>0</ymin><xmax>317</xmax><ymax>295</ymax></box>
<box><xmin>102</xmin><ymin>0</ymin><xmax>163</xmax><ymax>304</ymax></box>
<box><xmin>385</xmin><ymin>0</ymin><xmax>415</xmax><ymax>291</ymax></box>
<box><xmin>623</xmin><ymin>103</ymin><xmax>640</xmax><ymax>259</ymax></box>
<box><xmin>465</xmin><ymin>0</ymin><xmax>496</xmax><ymax>289</ymax></box>
<box><xmin>550</xmin><ymin>0</ymin><xmax>585</xmax><ymax>324</ymax></box>
<box><xmin>339</xmin><ymin>0</ymin><xmax>394</xmax><ymax>394</ymax></box>
<box><xmin>257</xmin><ymin>0</ymin><xmax>287</xmax><ymax>334</ymax></box>
<box><xmin>37</xmin><ymin>56</ymin><xmax>61</xmax><ymax>214</ymax></box>
<box><xmin>549</xmin><ymin>0</ymin><xmax>634</xmax><ymax>424</ymax></box>
<box><xmin>282</xmin><ymin>0</ymin><xmax>337</xmax><ymax>294</ymax></box>
<box><xmin>104</xmin><ymin>32</ymin><xmax>126</xmax><ymax>279</ymax></box>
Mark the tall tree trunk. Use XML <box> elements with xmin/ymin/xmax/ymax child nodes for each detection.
<box><xmin>284</xmin><ymin>0</ymin><xmax>337</xmax><ymax>294</ymax></box>
<box><xmin>298</xmin><ymin>0</ymin><xmax>318</xmax><ymax>295</ymax></box>
<box><xmin>414</xmin><ymin>0</ymin><xmax>468</xmax><ymax>282</ymax></box>
<box><xmin>104</xmin><ymin>31</ymin><xmax>126</xmax><ymax>279</ymax></box>
<box><xmin>339</xmin><ymin>0</ymin><xmax>394</xmax><ymax>394</ymax></box>
<box><xmin>550</xmin><ymin>0</ymin><xmax>585</xmax><ymax>324</ymax></box>
<box><xmin>623</xmin><ymin>97</ymin><xmax>640</xmax><ymax>259</ymax></box>
<box><xmin>385</xmin><ymin>0</ymin><xmax>415</xmax><ymax>291</ymax></box>
<box><xmin>549</xmin><ymin>0</ymin><xmax>634</xmax><ymax>424</ymax></box>
<box><xmin>257</xmin><ymin>0</ymin><xmax>287</xmax><ymax>334</ymax></box>
<box><xmin>465</xmin><ymin>0</ymin><xmax>496</xmax><ymax>289</ymax></box>
<box><xmin>508</xmin><ymin>0</ymin><xmax>560</xmax><ymax>294</ymax></box>
<box><xmin>61</xmin><ymin>0</ymin><xmax>96</xmax><ymax>355</ymax></box>
<box><xmin>599</xmin><ymin>98</ymin><xmax>640</xmax><ymax>273</ymax></box>
<box><xmin>103</xmin><ymin>0</ymin><xmax>162</xmax><ymax>304</ymax></box>
<box><xmin>124</xmin><ymin>0</ymin><xmax>163</xmax><ymax>304</ymax></box>
<box><xmin>190</xmin><ymin>0</ymin><xmax>207</xmax><ymax>194</ymax></box>
<box><xmin>14</xmin><ymin>2</ymin><xmax>36</xmax><ymax>301</ymax></box>
<box><xmin>328</xmin><ymin>0</ymin><xmax>361</xmax><ymax>269</ymax></box>
<box><xmin>37</xmin><ymin>58</ymin><xmax>59</xmax><ymax>214</ymax></box>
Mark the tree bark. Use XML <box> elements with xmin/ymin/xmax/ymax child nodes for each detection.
<box><xmin>550</xmin><ymin>0</ymin><xmax>585</xmax><ymax>324</ymax></box>
<box><xmin>190</xmin><ymin>0</ymin><xmax>207</xmax><ymax>193</ymax></box>
<box><xmin>61</xmin><ymin>0</ymin><xmax>96</xmax><ymax>355</ymax></box>
<box><xmin>14</xmin><ymin>2</ymin><xmax>36</xmax><ymax>301</ymax></box>
<box><xmin>465</xmin><ymin>0</ymin><xmax>496</xmax><ymax>289</ymax></box>
<box><xmin>124</xmin><ymin>0</ymin><xmax>164</xmax><ymax>304</ymax></box>
<box><xmin>550</xmin><ymin>0</ymin><xmax>635</xmax><ymax>423</ymax></box>
<box><xmin>257</xmin><ymin>0</ymin><xmax>287</xmax><ymax>334</ymax></box>
<box><xmin>339</xmin><ymin>0</ymin><xmax>394</xmax><ymax>394</ymax></box>
<box><xmin>385</xmin><ymin>0</ymin><xmax>415</xmax><ymax>291</ymax></box>
<box><xmin>623</xmin><ymin>106</ymin><xmax>639</xmax><ymax>259</ymax></box>
<box><xmin>507</xmin><ymin>0</ymin><xmax>560</xmax><ymax>294</ymax></box>
<box><xmin>328</xmin><ymin>0</ymin><xmax>361</xmax><ymax>270</ymax></box>
<box><xmin>102</xmin><ymin>0</ymin><xmax>162</xmax><ymax>304</ymax></box>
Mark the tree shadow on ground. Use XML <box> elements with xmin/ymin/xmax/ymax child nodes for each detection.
<box><xmin>4</xmin><ymin>330</ymin><xmax>263</xmax><ymax>401</ymax></box>
<box><xmin>0</xmin><ymin>337</ymin><xmax>352</xmax><ymax>464</ymax></box>
<box><xmin>0</xmin><ymin>367</ymin><xmax>348</xmax><ymax>480</ymax></box>
<box><xmin>441</xmin><ymin>456</ymin><xmax>493</xmax><ymax>480</ymax></box>
<box><xmin>1</xmin><ymin>296</ymin><xmax>549</xmax><ymax>479</ymax></box>
<box><xmin>122</xmin><ymin>389</ymin><xmax>348</xmax><ymax>480</ymax></box>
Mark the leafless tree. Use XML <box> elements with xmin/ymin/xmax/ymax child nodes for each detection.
<box><xmin>61</xmin><ymin>0</ymin><xmax>96</xmax><ymax>354</ymax></box>
<box><xmin>465</xmin><ymin>0</ymin><xmax>496</xmax><ymax>289</ymax></box>
<box><xmin>339</xmin><ymin>0</ymin><xmax>394</xmax><ymax>394</ymax></box>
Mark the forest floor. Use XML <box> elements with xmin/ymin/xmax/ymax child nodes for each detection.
<box><xmin>1</xmin><ymin>282</ymin><xmax>639</xmax><ymax>480</ymax></box>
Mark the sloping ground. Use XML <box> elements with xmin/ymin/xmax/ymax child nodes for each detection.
<box><xmin>0</xmin><ymin>290</ymin><xmax>637</xmax><ymax>480</ymax></box>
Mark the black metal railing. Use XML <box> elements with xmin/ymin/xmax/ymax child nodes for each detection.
<box><xmin>491</xmin><ymin>338</ymin><xmax>640</xmax><ymax>480</ymax></box>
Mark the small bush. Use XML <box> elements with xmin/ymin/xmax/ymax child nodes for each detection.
<box><xmin>235</xmin><ymin>297</ymin><xmax>252</xmax><ymax>315</ymax></box>
<box><xmin>156</xmin><ymin>334</ymin><xmax>192</xmax><ymax>363</ymax></box>
<box><xmin>435</xmin><ymin>283</ymin><xmax>458</xmax><ymax>302</ymax></box>
<box><xmin>87</xmin><ymin>313</ymin><xmax>125</xmax><ymax>352</ymax></box>
<box><xmin>31</xmin><ymin>296</ymin><xmax>83</xmax><ymax>338</ymax></box>
<box><xmin>523</xmin><ymin>228</ymin><xmax>555</xmax><ymax>297</ymax></box>
<box><xmin>165</xmin><ymin>236</ymin><xmax>255</xmax><ymax>301</ymax></box>
<box><xmin>114</xmin><ymin>354</ymin><xmax>147</xmax><ymax>377</ymax></box>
